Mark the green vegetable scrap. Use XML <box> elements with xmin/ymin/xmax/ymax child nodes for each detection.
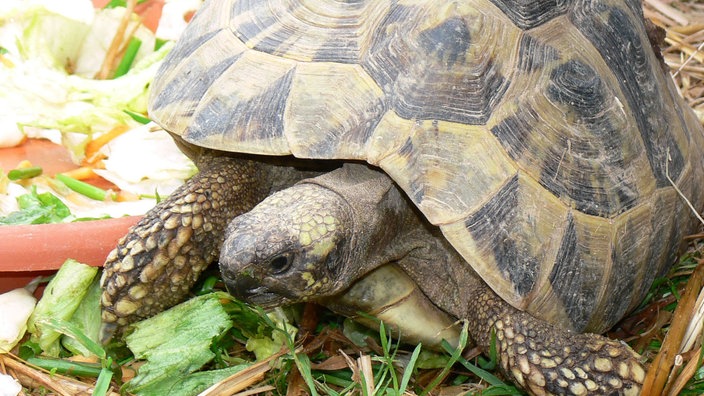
<box><xmin>125</xmin><ymin>293</ymin><xmax>239</xmax><ymax>396</ymax></box>
<box><xmin>55</xmin><ymin>173</ymin><xmax>112</xmax><ymax>201</ymax></box>
<box><xmin>0</xmin><ymin>186</ymin><xmax>71</xmax><ymax>225</ymax></box>
<box><xmin>26</xmin><ymin>259</ymin><xmax>98</xmax><ymax>357</ymax></box>
<box><xmin>113</xmin><ymin>37</ymin><xmax>142</xmax><ymax>78</ymax></box>
<box><xmin>7</xmin><ymin>166</ymin><xmax>43</xmax><ymax>181</ymax></box>
<box><xmin>103</xmin><ymin>0</ymin><xmax>150</xmax><ymax>9</ymax></box>
<box><xmin>123</xmin><ymin>109</ymin><xmax>151</xmax><ymax>124</ymax></box>
<box><xmin>61</xmin><ymin>277</ymin><xmax>103</xmax><ymax>357</ymax></box>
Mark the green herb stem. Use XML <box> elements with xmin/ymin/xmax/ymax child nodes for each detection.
<box><xmin>113</xmin><ymin>37</ymin><xmax>142</xmax><ymax>78</ymax></box>
<box><xmin>55</xmin><ymin>174</ymin><xmax>111</xmax><ymax>201</ymax></box>
<box><xmin>8</xmin><ymin>166</ymin><xmax>43</xmax><ymax>180</ymax></box>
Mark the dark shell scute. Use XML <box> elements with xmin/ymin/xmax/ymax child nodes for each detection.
<box><xmin>187</xmin><ymin>67</ymin><xmax>295</xmax><ymax>145</ymax></box>
<box><xmin>489</xmin><ymin>0</ymin><xmax>572</xmax><ymax>30</ymax></box>
<box><xmin>490</xmin><ymin>105</ymin><xmax>540</xmax><ymax>159</ymax></box>
<box><xmin>540</xmin><ymin>59</ymin><xmax>640</xmax><ymax>216</ymax></box>
<box><xmin>547</xmin><ymin>59</ymin><xmax>606</xmax><ymax>120</ymax></box>
<box><xmin>465</xmin><ymin>175</ymin><xmax>540</xmax><ymax>297</ymax></box>
<box><xmin>571</xmin><ymin>3</ymin><xmax>685</xmax><ymax>187</ymax></box>
<box><xmin>364</xmin><ymin>6</ymin><xmax>511</xmax><ymax>125</ymax></box>
<box><xmin>417</xmin><ymin>17</ymin><xmax>471</xmax><ymax>69</ymax></box>
<box><xmin>393</xmin><ymin>57</ymin><xmax>508</xmax><ymax>125</ymax></box>
<box><xmin>548</xmin><ymin>213</ymin><xmax>599</xmax><ymax>332</ymax></box>
<box><xmin>150</xmin><ymin>52</ymin><xmax>242</xmax><ymax>122</ymax></box>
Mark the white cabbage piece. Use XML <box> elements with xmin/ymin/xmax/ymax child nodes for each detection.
<box><xmin>94</xmin><ymin>123</ymin><xmax>196</xmax><ymax>197</ymax></box>
<box><xmin>0</xmin><ymin>285</ymin><xmax>38</xmax><ymax>354</ymax></box>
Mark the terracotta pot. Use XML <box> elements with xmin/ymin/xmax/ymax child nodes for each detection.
<box><xmin>0</xmin><ymin>140</ymin><xmax>141</xmax><ymax>293</ymax></box>
<box><xmin>0</xmin><ymin>216</ymin><xmax>141</xmax><ymax>293</ymax></box>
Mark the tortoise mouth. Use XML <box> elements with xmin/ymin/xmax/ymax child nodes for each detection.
<box><xmin>224</xmin><ymin>277</ymin><xmax>288</xmax><ymax>308</ymax></box>
<box><xmin>243</xmin><ymin>291</ymin><xmax>287</xmax><ymax>308</ymax></box>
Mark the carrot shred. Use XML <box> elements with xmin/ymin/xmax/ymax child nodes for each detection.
<box><xmin>60</xmin><ymin>166</ymin><xmax>97</xmax><ymax>181</ymax></box>
<box><xmin>0</xmin><ymin>55</ymin><xmax>14</xmax><ymax>68</ymax></box>
<box><xmin>15</xmin><ymin>160</ymin><xmax>34</xmax><ymax>169</ymax></box>
<box><xmin>115</xmin><ymin>190</ymin><xmax>140</xmax><ymax>202</ymax></box>
<box><xmin>83</xmin><ymin>124</ymin><xmax>130</xmax><ymax>165</ymax></box>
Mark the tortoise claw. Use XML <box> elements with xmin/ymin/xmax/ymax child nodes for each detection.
<box><xmin>99</xmin><ymin>322</ymin><xmax>118</xmax><ymax>345</ymax></box>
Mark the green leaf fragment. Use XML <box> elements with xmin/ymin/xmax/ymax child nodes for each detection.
<box><xmin>27</xmin><ymin>259</ymin><xmax>98</xmax><ymax>356</ymax></box>
<box><xmin>0</xmin><ymin>186</ymin><xmax>72</xmax><ymax>225</ymax></box>
<box><xmin>125</xmin><ymin>293</ymin><xmax>235</xmax><ymax>395</ymax></box>
<box><xmin>103</xmin><ymin>0</ymin><xmax>149</xmax><ymax>9</ymax></box>
<box><xmin>161</xmin><ymin>365</ymin><xmax>249</xmax><ymax>396</ymax></box>
<box><xmin>60</xmin><ymin>277</ymin><xmax>105</xmax><ymax>358</ymax></box>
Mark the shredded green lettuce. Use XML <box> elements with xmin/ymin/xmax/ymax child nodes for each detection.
<box><xmin>125</xmin><ymin>293</ymin><xmax>235</xmax><ymax>395</ymax></box>
<box><xmin>0</xmin><ymin>185</ymin><xmax>71</xmax><ymax>225</ymax></box>
<box><xmin>26</xmin><ymin>259</ymin><xmax>98</xmax><ymax>357</ymax></box>
<box><xmin>61</xmin><ymin>277</ymin><xmax>102</xmax><ymax>357</ymax></box>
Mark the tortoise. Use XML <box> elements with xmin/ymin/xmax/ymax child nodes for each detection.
<box><xmin>99</xmin><ymin>0</ymin><xmax>704</xmax><ymax>394</ymax></box>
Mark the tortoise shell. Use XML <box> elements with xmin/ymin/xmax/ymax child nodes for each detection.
<box><xmin>148</xmin><ymin>0</ymin><xmax>704</xmax><ymax>333</ymax></box>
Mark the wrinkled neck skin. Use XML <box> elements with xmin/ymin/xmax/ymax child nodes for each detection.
<box><xmin>307</xmin><ymin>165</ymin><xmax>478</xmax><ymax>320</ymax></box>
<box><xmin>302</xmin><ymin>164</ymin><xmax>425</xmax><ymax>286</ymax></box>
<box><xmin>316</xmin><ymin>165</ymin><xmax>482</xmax><ymax>318</ymax></box>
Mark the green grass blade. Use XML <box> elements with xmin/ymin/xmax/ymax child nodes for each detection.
<box><xmin>293</xmin><ymin>352</ymin><xmax>319</xmax><ymax>396</ymax></box>
<box><xmin>26</xmin><ymin>357</ymin><xmax>103</xmax><ymax>377</ymax></box>
<box><xmin>40</xmin><ymin>317</ymin><xmax>106</xmax><ymax>359</ymax></box>
<box><xmin>420</xmin><ymin>321</ymin><xmax>469</xmax><ymax>396</ymax></box>
<box><xmin>398</xmin><ymin>343</ymin><xmax>422</xmax><ymax>395</ymax></box>
<box><xmin>93</xmin><ymin>363</ymin><xmax>114</xmax><ymax>396</ymax></box>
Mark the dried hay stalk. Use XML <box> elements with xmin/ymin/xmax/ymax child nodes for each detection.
<box><xmin>644</xmin><ymin>0</ymin><xmax>704</xmax><ymax>114</ymax></box>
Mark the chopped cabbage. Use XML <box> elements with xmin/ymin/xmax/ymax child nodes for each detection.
<box><xmin>0</xmin><ymin>285</ymin><xmax>37</xmax><ymax>353</ymax></box>
<box><xmin>0</xmin><ymin>0</ymin><xmax>198</xmax><ymax>221</ymax></box>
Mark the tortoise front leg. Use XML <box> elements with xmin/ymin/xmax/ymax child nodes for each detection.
<box><xmin>100</xmin><ymin>155</ymin><xmax>271</xmax><ymax>341</ymax></box>
<box><xmin>467</xmin><ymin>282</ymin><xmax>645</xmax><ymax>396</ymax></box>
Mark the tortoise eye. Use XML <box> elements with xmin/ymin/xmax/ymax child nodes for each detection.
<box><xmin>269</xmin><ymin>255</ymin><xmax>292</xmax><ymax>274</ymax></box>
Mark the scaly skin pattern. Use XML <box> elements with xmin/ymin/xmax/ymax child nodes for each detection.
<box><xmin>220</xmin><ymin>164</ymin><xmax>647</xmax><ymax>396</ymax></box>
<box><xmin>466</xmin><ymin>282</ymin><xmax>644</xmax><ymax>395</ymax></box>
<box><xmin>100</xmin><ymin>155</ymin><xmax>271</xmax><ymax>338</ymax></box>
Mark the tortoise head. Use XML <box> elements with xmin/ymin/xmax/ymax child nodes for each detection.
<box><xmin>219</xmin><ymin>184</ymin><xmax>354</xmax><ymax>308</ymax></box>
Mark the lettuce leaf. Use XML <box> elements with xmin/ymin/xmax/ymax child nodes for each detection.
<box><xmin>26</xmin><ymin>259</ymin><xmax>98</xmax><ymax>357</ymax></box>
<box><xmin>0</xmin><ymin>186</ymin><xmax>71</xmax><ymax>225</ymax></box>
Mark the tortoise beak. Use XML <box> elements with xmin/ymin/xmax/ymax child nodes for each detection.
<box><xmin>221</xmin><ymin>270</ymin><xmax>286</xmax><ymax>308</ymax></box>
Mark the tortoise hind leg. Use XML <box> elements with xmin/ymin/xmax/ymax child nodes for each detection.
<box><xmin>467</xmin><ymin>282</ymin><xmax>644</xmax><ymax>396</ymax></box>
<box><xmin>100</xmin><ymin>155</ymin><xmax>272</xmax><ymax>341</ymax></box>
